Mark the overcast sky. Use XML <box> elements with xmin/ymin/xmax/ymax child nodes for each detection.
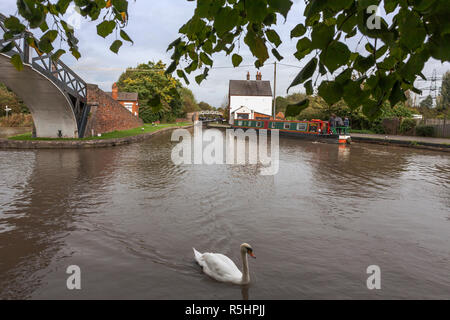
<box><xmin>1</xmin><ymin>0</ymin><xmax>448</xmax><ymax>107</ymax></box>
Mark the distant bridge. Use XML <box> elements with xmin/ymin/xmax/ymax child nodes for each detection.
<box><xmin>0</xmin><ymin>13</ymin><xmax>89</xmax><ymax>138</ymax></box>
<box><xmin>198</xmin><ymin>110</ymin><xmax>223</xmax><ymax>116</ymax></box>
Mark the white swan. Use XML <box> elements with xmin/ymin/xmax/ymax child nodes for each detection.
<box><xmin>193</xmin><ymin>243</ymin><xmax>256</xmax><ymax>285</ymax></box>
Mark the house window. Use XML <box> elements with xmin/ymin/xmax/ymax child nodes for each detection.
<box><xmin>238</xmin><ymin>121</ymin><xmax>243</xmax><ymax>126</ymax></box>
<box><xmin>124</xmin><ymin>102</ymin><xmax>133</xmax><ymax>113</ymax></box>
<box><xmin>237</xmin><ymin>113</ymin><xmax>249</xmax><ymax>119</ymax></box>
<box><xmin>256</xmin><ymin>121</ymin><xmax>262</xmax><ymax>127</ymax></box>
<box><xmin>284</xmin><ymin>123</ymin><xmax>291</xmax><ymax>130</ymax></box>
<box><xmin>271</xmin><ymin>122</ymin><xmax>276</xmax><ymax>129</ymax></box>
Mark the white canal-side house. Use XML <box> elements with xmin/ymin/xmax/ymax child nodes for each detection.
<box><xmin>228</xmin><ymin>72</ymin><xmax>273</xmax><ymax>124</ymax></box>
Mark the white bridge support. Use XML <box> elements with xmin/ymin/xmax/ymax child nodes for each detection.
<box><xmin>0</xmin><ymin>53</ymin><xmax>79</xmax><ymax>138</ymax></box>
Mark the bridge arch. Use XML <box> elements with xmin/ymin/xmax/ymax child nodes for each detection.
<box><xmin>0</xmin><ymin>13</ymin><xmax>89</xmax><ymax>138</ymax></box>
<box><xmin>0</xmin><ymin>53</ymin><xmax>79</xmax><ymax>138</ymax></box>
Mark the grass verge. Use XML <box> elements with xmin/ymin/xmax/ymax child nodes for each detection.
<box><xmin>8</xmin><ymin>122</ymin><xmax>192</xmax><ymax>141</ymax></box>
<box><xmin>350</xmin><ymin>129</ymin><xmax>376</xmax><ymax>134</ymax></box>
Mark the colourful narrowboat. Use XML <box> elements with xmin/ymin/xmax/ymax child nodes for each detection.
<box><xmin>231</xmin><ymin>119</ymin><xmax>351</xmax><ymax>144</ymax></box>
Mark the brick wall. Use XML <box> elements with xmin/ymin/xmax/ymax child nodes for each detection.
<box><xmin>86</xmin><ymin>84</ymin><xmax>143</xmax><ymax>137</ymax></box>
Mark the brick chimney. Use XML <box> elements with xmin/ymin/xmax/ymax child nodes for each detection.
<box><xmin>256</xmin><ymin>72</ymin><xmax>262</xmax><ymax>80</ymax></box>
<box><xmin>112</xmin><ymin>82</ymin><xmax>118</xmax><ymax>100</ymax></box>
<box><xmin>246</xmin><ymin>71</ymin><xmax>250</xmax><ymax>80</ymax></box>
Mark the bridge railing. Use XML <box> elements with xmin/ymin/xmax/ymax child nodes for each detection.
<box><xmin>0</xmin><ymin>13</ymin><xmax>89</xmax><ymax>137</ymax></box>
<box><xmin>0</xmin><ymin>13</ymin><xmax>87</xmax><ymax>100</ymax></box>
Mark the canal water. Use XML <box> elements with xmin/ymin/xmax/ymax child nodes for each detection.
<box><xmin>0</xmin><ymin>128</ymin><xmax>449</xmax><ymax>299</ymax></box>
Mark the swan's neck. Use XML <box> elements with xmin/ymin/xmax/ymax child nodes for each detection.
<box><xmin>241</xmin><ymin>250</ymin><xmax>250</xmax><ymax>284</ymax></box>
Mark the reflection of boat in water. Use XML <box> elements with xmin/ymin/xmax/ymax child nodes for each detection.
<box><xmin>231</xmin><ymin>119</ymin><xmax>351</xmax><ymax>144</ymax></box>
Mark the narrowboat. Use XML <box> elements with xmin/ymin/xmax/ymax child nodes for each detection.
<box><xmin>231</xmin><ymin>119</ymin><xmax>351</xmax><ymax>144</ymax></box>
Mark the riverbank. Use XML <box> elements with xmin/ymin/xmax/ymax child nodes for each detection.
<box><xmin>0</xmin><ymin>123</ymin><xmax>192</xmax><ymax>149</ymax></box>
<box><xmin>0</xmin><ymin>126</ymin><xmax>32</xmax><ymax>139</ymax></box>
<box><xmin>351</xmin><ymin>133</ymin><xmax>450</xmax><ymax>152</ymax></box>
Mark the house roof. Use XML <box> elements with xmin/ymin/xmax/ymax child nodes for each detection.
<box><xmin>107</xmin><ymin>92</ymin><xmax>139</xmax><ymax>101</ymax></box>
<box><xmin>229</xmin><ymin>80</ymin><xmax>272</xmax><ymax>97</ymax></box>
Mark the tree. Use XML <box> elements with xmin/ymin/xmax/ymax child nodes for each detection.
<box><xmin>439</xmin><ymin>71</ymin><xmax>450</xmax><ymax>110</ymax></box>
<box><xmin>179</xmin><ymin>87</ymin><xmax>199</xmax><ymax>114</ymax></box>
<box><xmin>4</xmin><ymin>1</ymin><xmax>450</xmax><ymax>120</ymax></box>
<box><xmin>0</xmin><ymin>83</ymin><xmax>28</xmax><ymax>116</ymax></box>
<box><xmin>2</xmin><ymin>0</ymin><xmax>132</xmax><ymax>69</ymax></box>
<box><xmin>166</xmin><ymin>0</ymin><xmax>450</xmax><ymax>120</ymax></box>
<box><xmin>420</xmin><ymin>95</ymin><xmax>433</xmax><ymax>109</ymax></box>
<box><xmin>117</xmin><ymin>61</ymin><xmax>183</xmax><ymax>123</ymax></box>
<box><xmin>198</xmin><ymin>101</ymin><xmax>214</xmax><ymax>111</ymax></box>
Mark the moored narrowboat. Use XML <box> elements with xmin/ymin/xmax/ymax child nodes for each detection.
<box><xmin>231</xmin><ymin>119</ymin><xmax>351</xmax><ymax>144</ymax></box>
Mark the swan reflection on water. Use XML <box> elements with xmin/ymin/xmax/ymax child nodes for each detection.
<box><xmin>241</xmin><ymin>285</ymin><xmax>249</xmax><ymax>300</ymax></box>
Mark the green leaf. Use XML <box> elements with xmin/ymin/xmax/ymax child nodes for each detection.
<box><xmin>40</xmin><ymin>21</ymin><xmax>49</xmax><ymax>33</ymax></box>
<box><xmin>0</xmin><ymin>42</ymin><xmax>15</xmax><ymax>53</ymax></box>
<box><xmin>120</xmin><ymin>30</ymin><xmax>133</xmax><ymax>43</ymax></box>
<box><xmin>167</xmin><ymin>37</ymin><xmax>181</xmax><ymax>52</ymax></box>
<box><xmin>185</xmin><ymin>60</ymin><xmax>198</xmax><ymax>74</ymax></box>
<box><xmin>52</xmin><ymin>49</ymin><xmax>66</xmax><ymax>61</ymax></box>
<box><xmin>389</xmin><ymin>81</ymin><xmax>406</xmax><ymax>107</ymax></box>
<box><xmin>320</xmin><ymin>41</ymin><xmax>351</xmax><ymax>73</ymax></box>
<box><xmin>195</xmin><ymin>74</ymin><xmax>206</xmax><ymax>85</ymax></box>
<box><xmin>343</xmin><ymin>80</ymin><xmax>369</xmax><ymax>109</ymax></box>
<box><xmin>287</xmin><ymin>57</ymin><xmax>317</xmax><ymax>93</ymax></box>
<box><xmin>304</xmin><ymin>0</ymin><xmax>327</xmax><ymax>19</ymax></box>
<box><xmin>56</xmin><ymin>0</ymin><xmax>72</xmax><ymax>14</ymax></box>
<box><xmin>398</xmin><ymin>9</ymin><xmax>426</xmax><ymax>51</ymax></box>
<box><xmin>311</xmin><ymin>24</ymin><xmax>334</xmax><ymax>49</ymax></box>
<box><xmin>109</xmin><ymin>40</ymin><xmax>123</xmax><ymax>54</ymax></box>
<box><xmin>70</xmin><ymin>47</ymin><xmax>81</xmax><ymax>60</ymax></box>
<box><xmin>97</xmin><ymin>20</ymin><xmax>116</xmax><ymax>38</ymax></box>
<box><xmin>272</xmin><ymin>48</ymin><xmax>284</xmax><ymax>61</ymax></box>
<box><xmin>177</xmin><ymin>69</ymin><xmax>190</xmax><ymax>85</ymax></box>
<box><xmin>285</xmin><ymin>99</ymin><xmax>310</xmax><ymax>117</ymax></box>
<box><xmin>365</xmin><ymin>42</ymin><xmax>375</xmax><ymax>54</ymax></box>
<box><xmin>200</xmin><ymin>52</ymin><xmax>213</xmax><ymax>66</ymax></box>
<box><xmin>38</xmin><ymin>38</ymin><xmax>54</xmax><ymax>53</ymax></box>
<box><xmin>4</xmin><ymin>16</ymin><xmax>25</xmax><ymax>33</ymax></box>
<box><xmin>375</xmin><ymin>45</ymin><xmax>388</xmax><ymax>59</ymax></box>
<box><xmin>362</xmin><ymin>99</ymin><xmax>382</xmax><ymax>120</ymax></box>
<box><xmin>112</xmin><ymin>0</ymin><xmax>128</xmax><ymax>13</ymax></box>
<box><xmin>232</xmin><ymin>54</ymin><xmax>243</xmax><ymax>67</ymax></box>
<box><xmin>266</xmin><ymin>29</ymin><xmax>281</xmax><ymax>47</ymax></box>
<box><xmin>41</xmin><ymin>30</ymin><xmax>58</xmax><ymax>43</ymax></box>
<box><xmin>305</xmin><ymin>80</ymin><xmax>313</xmax><ymax>96</ymax></box>
<box><xmin>214</xmin><ymin>7</ymin><xmax>239</xmax><ymax>35</ymax></box>
<box><xmin>429</xmin><ymin>34</ymin><xmax>450</xmax><ymax>61</ymax></box>
<box><xmin>329</xmin><ymin>0</ymin><xmax>353</xmax><ymax>11</ymax></box>
<box><xmin>319</xmin><ymin>62</ymin><xmax>327</xmax><ymax>75</ymax></box>
<box><xmin>354</xmin><ymin>54</ymin><xmax>375</xmax><ymax>73</ymax></box>
<box><xmin>244</xmin><ymin>30</ymin><xmax>269</xmax><ymax>64</ymax></box>
<box><xmin>246</xmin><ymin>0</ymin><xmax>268</xmax><ymax>23</ymax></box>
<box><xmin>268</xmin><ymin>0</ymin><xmax>293</xmax><ymax>19</ymax></box>
<box><xmin>11</xmin><ymin>54</ymin><xmax>24</xmax><ymax>71</ymax></box>
<box><xmin>294</xmin><ymin>37</ymin><xmax>312</xmax><ymax>60</ymax></box>
<box><xmin>384</xmin><ymin>0</ymin><xmax>398</xmax><ymax>13</ymax></box>
<box><xmin>165</xmin><ymin>61</ymin><xmax>177</xmax><ymax>74</ymax></box>
<box><xmin>291</xmin><ymin>24</ymin><xmax>306</xmax><ymax>38</ymax></box>
<box><xmin>318</xmin><ymin>81</ymin><xmax>343</xmax><ymax>106</ymax></box>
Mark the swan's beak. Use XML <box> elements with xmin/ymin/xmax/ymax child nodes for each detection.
<box><xmin>249</xmin><ymin>252</ymin><xmax>256</xmax><ymax>259</ymax></box>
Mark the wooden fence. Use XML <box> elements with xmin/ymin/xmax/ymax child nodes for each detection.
<box><xmin>419</xmin><ymin>119</ymin><xmax>450</xmax><ymax>138</ymax></box>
